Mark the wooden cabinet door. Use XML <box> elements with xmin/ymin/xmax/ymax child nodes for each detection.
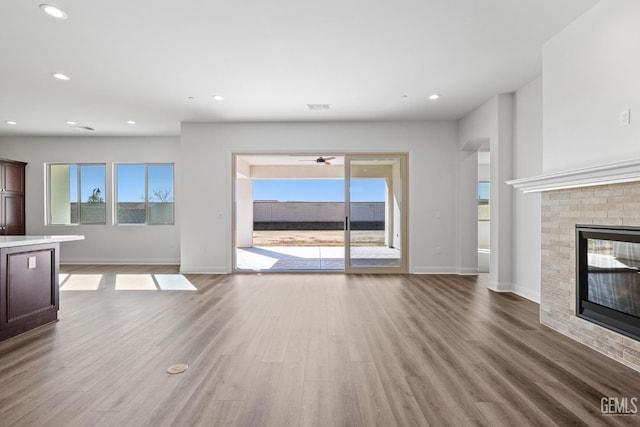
<box><xmin>0</xmin><ymin>244</ymin><xmax>59</xmax><ymax>341</ymax></box>
<box><xmin>0</xmin><ymin>160</ymin><xmax>26</xmax><ymax>235</ymax></box>
<box><xmin>1</xmin><ymin>162</ymin><xmax>25</xmax><ymax>193</ymax></box>
<box><xmin>1</xmin><ymin>193</ymin><xmax>25</xmax><ymax>235</ymax></box>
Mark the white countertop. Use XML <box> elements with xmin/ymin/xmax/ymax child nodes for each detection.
<box><xmin>0</xmin><ymin>235</ymin><xmax>85</xmax><ymax>248</ymax></box>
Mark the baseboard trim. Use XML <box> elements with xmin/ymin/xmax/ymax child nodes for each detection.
<box><xmin>61</xmin><ymin>258</ymin><xmax>180</xmax><ymax>265</ymax></box>
<box><xmin>179</xmin><ymin>266</ymin><xmax>229</xmax><ymax>274</ymax></box>
<box><xmin>512</xmin><ymin>285</ymin><xmax>541</xmax><ymax>303</ymax></box>
<box><xmin>489</xmin><ymin>281</ymin><xmax>513</xmax><ymax>292</ymax></box>
<box><xmin>413</xmin><ymin>266</ymin><xmax>457</xmax><ymax>274</ymax></box>
<box><xmin>458</xmin><ymin>267</ymin><xmax>479</xmax><ymax>275</ymax></box>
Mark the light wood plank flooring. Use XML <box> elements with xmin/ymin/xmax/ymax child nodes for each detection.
<box><xmin>1</xmin><ymin>265</ymin><xmax>639</xmax><ymax>426</ymax></box>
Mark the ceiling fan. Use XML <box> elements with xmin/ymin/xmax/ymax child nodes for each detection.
<box><xmin>298</xmin><ymin>156</ymin><xmax>336</xmax><ymax>165</ymax></box>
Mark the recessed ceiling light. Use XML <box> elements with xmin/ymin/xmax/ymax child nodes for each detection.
<box><xmin>187</xmin><ymin>96</ymin><xmax>195</xmax><ymax>100</ymax></box>
<box><xmin>66</xmin><ymin>120</ymin><xmax>76</xmax><ymax>125</ymax></box>
<box><xmin>212</xmin><ymin>95</ymin><xmax>224</xmax><ymax>101</ymax></box>
<box><xmin>51</xmin><ymin>72</ymin><xmax>70</xmax><ymax>81</ymax></box>
<box><xmin>127</xmin><ymin>120</ymin><xmax>136</xmax><ymax>125</ymax></box>
<box><xmin>5</xmin><ymin>120</ymin><xmax>17</xmax><ymax>125</ymax></box>
<box><xmin>39</xmin><ymin>4</ymin><xmax>68</xmax><ymax>20</ymax></box>
<box><xmin>429</xmin><ymin>94</ymin><xmax>440</xmax><ymax>100</ymax></box>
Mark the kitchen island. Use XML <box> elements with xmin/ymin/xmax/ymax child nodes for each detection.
<box><xmin>0</xmin><ymin>235</ymin><xmax>84</xmax><ymax>341</ymax></box>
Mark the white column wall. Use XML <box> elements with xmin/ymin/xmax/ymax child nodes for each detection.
<box><xmin>384</xmin><ymin>177</ymin><xmax>391</xmax><ymax>247</ymax></box>
<box><xmin>512</xmin><ymin>77</ymin><xmax>543</xmax><ymax>302</ymax></box>
<box><xmin>235</xmin><ymin>178</ymin><xmax>253</xmax><ymax>248</ymax></box>
<box><xmin>458</xmin><ymin>94</ymin><xmax>514</xmax><ymax>290</ymax></box>
<box><xmin>457</xmin><ymin>149</ymin><xmax>479</xmax><ymax>274</ymax></box>
<box><xmin>491</xmin><ymin>94</ymin><xmax>514</xmax><ymax>292</ymax></box>
<box><xmin>392</xmin><ymin>160</ymin><xmax>402</xmax><ymax>249</ymax></box>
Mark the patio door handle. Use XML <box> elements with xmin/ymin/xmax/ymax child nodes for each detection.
<box><xmin>345</xmin><ymin>216</ymin><xmax>349</xmax><ymax>231</ymax></box>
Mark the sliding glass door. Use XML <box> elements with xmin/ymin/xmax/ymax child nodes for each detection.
<box><xmin>232</xmin><ymin>153</ymin><xmax>407</xmax><ymax>273</ymax></box>
<box><xmin>345</xmin><ymin>155</ymin><xmax>407</xmax><ymax>273</ymax></box>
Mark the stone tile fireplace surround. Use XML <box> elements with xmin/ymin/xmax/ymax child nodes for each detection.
<box><xmin>509</xmin><ymin>160</ymin><xmax>640</xmax><ymax>372</ymax></box>
<box><xmin>541</xmin><ymin>183</ymin><xmax>640</xmax><ymax>371</ymax></box>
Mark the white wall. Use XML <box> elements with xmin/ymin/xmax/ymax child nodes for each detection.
<box><xmin>0</xmin><ymin>136</ymin><xmax>180</xmax><ymax>263</ymax></box>
<box><xmin>512</xmin><ymin>77</ymin><xmax>543</xmax><ymax>302</ymax></box>
<box><xmin>457</xmin><ymin>149</ymin><xmax>479</xmax><ymax>273</ymax></box>
<box><xmin>458</xmin><ymin>78</ymin><xmax>543</xmax><ymax>301</ymax></box>
<box><xmin>458</xmin><ymin>95</ymin><xmax>514</xmax><ymax>290</ymax></box>
<box><xmin>543</xmin><ymin>0</ymin><xmax>640</xmax><ymax>173</ymax></box>
<box><xmin>180</xmin><ymin>121</ymin><xmax>458</xmax><ymax>273</ymax></box>
<box><xmin>478</xmin><ymin>162</ymin><xmax>490</xmax><ymax>182</ymax></box>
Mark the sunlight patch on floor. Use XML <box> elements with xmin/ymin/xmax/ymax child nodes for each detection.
<box><xmin>115</xmin><ymin>274</ymin><xmax>158</xmax><ymax>291</ymax></box>
<box><xmin>60</xmin><ymin>274</ymin><xmax>103</xmax><ymax>291</ymax></box>
<box><xmin>59</xmin><ymin>273</ymin><xmax>198</xmax><ymax>291</ymax></box>
<box><xmin>155</xmin><ymin>274</ymin><xmax>197</xmax><ymax>291</ymax></box>
<box><xmin>236</xmin><ymin>248</ymin><xmax>279</xmax><ymax>270</ymax></box>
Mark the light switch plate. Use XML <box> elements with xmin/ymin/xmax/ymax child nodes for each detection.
<box><xmin>620</xmin><ymin>109</ymin><xmax>631</xmax><ymax>126</ymax></box>
<box><xmin>28</xmin><ymin>256</ymin><xmax>36</xmax><ymax>269</ymax></box>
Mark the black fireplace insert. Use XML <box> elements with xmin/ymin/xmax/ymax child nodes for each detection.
<box><xmin>576</xmin><ymin>225</ymin><xmax>640</xmax><ymax>341</ymax></box>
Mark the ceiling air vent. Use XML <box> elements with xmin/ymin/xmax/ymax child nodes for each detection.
<box><xmin>307</xmin><ymin>104</ymin><xmax>330</xmax><ymax>111</ymax></box>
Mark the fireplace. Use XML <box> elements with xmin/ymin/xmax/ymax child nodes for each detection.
<box><xmin>576</xmin><ymin>225</ymin><xmax>640</xmax><ymax>341</ymax></box>
<box><xmin>507</xmin><ymin>167</ymin><xmax>640</xmax><ymax>371</ymax></box>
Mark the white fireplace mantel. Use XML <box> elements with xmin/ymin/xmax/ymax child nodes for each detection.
<box><xmin>507</xmin><ymin>158</ymin><xmax>640</xmax><ymax>193</ymax></box>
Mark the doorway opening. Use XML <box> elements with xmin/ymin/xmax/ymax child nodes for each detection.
<box><xmin>233</xmin><ymin>153</ymin><xmax>407</xmax><ymax>273</ymax></box>
<box><xmin>478</xmin><ymin>152</ymin><xmax>490</xmax><ymax>273</ymax></box>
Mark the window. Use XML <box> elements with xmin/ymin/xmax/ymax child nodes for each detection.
<box><xmin>116</xmin><ymin>164</ymin><xmax>174</xmax><ymax>224</ymax></box>
<box><xmin>478</xmin><ymin>181</ymin><xmax>490</xmax><ymax>221</ymax></box>
<box><xmin>48</xmin><ymin>164</ymin><xmax>106</xmax><ymax>224</ymax></box>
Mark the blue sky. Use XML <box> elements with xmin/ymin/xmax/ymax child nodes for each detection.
<box><xmin>478</xmin><ymin>182</ymin><xmax>490</xmax><ymax>200</ymax></box>
<box><xmin>69</xmin><ymin>164</ymin><xmax>174</xmax><ymax>202</ymax></box>
<box><xmin>70</xmin><ymin>164</ymin><xmax>106</xmax><ymax>203</ymax></box>
<box><xmin>117</xmin><ymin>165</ymin><xmax>174</xmax><ymax>202</ymax></box>
<box><xmin>253</xmin><ymin>179</ymin><xmax>385</xmax><ymax>202</ymax></box>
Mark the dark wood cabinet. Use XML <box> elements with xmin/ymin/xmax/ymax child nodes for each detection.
<box><xmin>0</xmin><ymin>159</ymin><xmax>26</xmax><ymax>235</ymax></box>
<box><xmin>0</xmin><ymin>243</ymin><xmax>59</xmax><ymax>342</ymax></box>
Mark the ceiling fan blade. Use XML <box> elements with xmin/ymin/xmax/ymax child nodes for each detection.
<box><xmin>323</xmin><ymin>157</ymin><xmax>336</xmax><ymax>161</ymax></box>
<box><xmin>324</xmin><ymin>161</ymin><xmax>331</xmax><ymax>165</ymax></box>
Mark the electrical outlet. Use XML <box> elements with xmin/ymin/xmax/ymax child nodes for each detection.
<box><xmin>620</xmin><ymin>109</ymin><xmax>631</xmax><ymax>126</ymax></box>
<box><xmin>28</xmin><ymin>256</ymin><xmax>36</xmax><ymax>269</ymax></box>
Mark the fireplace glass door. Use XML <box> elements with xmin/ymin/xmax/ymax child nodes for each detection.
<box><xmin>576</xmin><ymin>225</ymin><xmax>640</xmax><ymax>341</ymax></box>
<box><xmin>585</xmin><ymin>239</ymin><xmax>640</xmax><ymax>317</ymax></box>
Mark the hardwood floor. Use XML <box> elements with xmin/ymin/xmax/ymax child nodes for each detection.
<box><xmin>1</xmin><ymin>266</ymin><xmax>639</xmax><ymax>426</ymax></box>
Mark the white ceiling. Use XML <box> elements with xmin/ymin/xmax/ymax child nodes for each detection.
<box><xmin>241</xmin><ymin>155</ymin><xmax>345</xmax><ymax>166</ymax></box>
<box><xmin>0</xmin><ymin>0</ymin><xmax>598</xmax><ymax>137</ymax></box>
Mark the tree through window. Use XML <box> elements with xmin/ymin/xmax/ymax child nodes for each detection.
<box><xmin>116</xmin><ymin>164</ymin><xmax>174</xmax><ymax>224</ymax></box>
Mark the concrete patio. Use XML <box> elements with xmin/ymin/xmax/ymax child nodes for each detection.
<box><xmin>236</xmin><ymin>246</ymin><xmax>401</xmax><ymax>271</ymax></box>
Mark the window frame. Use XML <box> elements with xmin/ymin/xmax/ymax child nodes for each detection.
<box><xmin>46</xmin><ymin>162</ymin><xmax>107</xmax><ymax>225</ymax></box>
<box><xmin>114</xmin><ymin>163</ymin><xmax>175</xmax><ymax>225</ymax></box>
